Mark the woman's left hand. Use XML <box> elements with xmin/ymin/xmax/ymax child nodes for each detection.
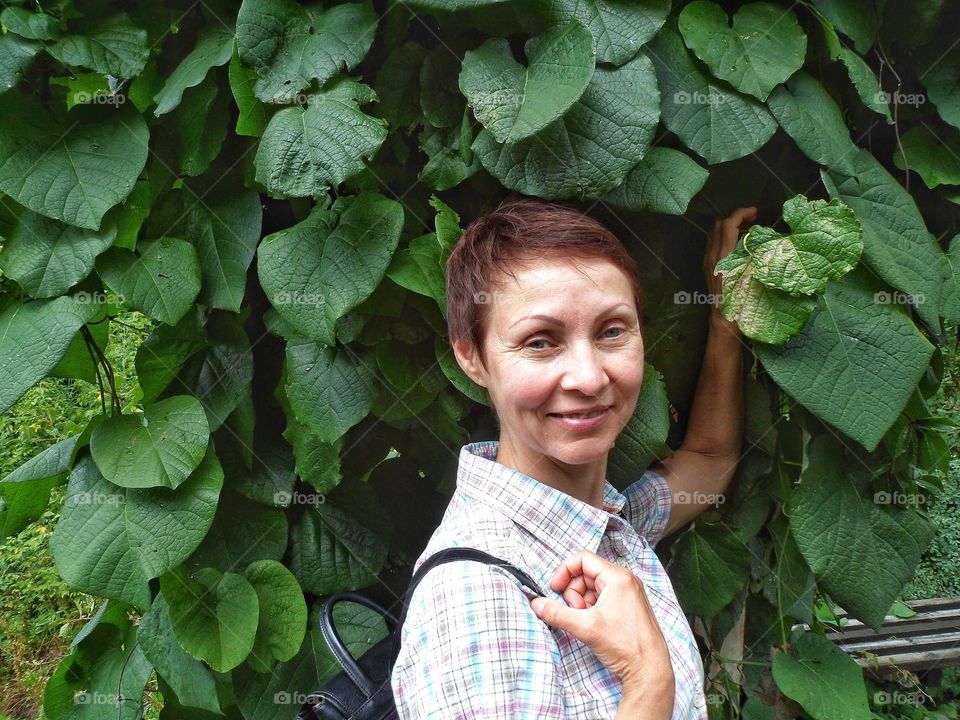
<box><xmin>704</xmin><ymin>206</ymin><xmax>758</xmax><ymax>314</ymax></box>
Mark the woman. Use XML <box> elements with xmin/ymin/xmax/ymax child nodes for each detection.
<box><xmin>390</xmin><ymin>197</ymin><xmax>754</xmax><ymax>718</ymax></box>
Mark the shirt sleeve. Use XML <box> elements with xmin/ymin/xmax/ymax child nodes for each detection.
<box><xmin>391</xmin><ymin>560</ymin><xmax>565</xmax><ymax>719</ymax></box>
<box><xmin>622</xmin><ymin>467</ymin><xmax>672</xmax><ymax>546</ymax></box>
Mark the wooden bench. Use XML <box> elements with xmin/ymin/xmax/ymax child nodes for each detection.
<box><xmin>809</xmin><ymin>597</ymin><xmax>960</xmax><ymax>682</ymax></box>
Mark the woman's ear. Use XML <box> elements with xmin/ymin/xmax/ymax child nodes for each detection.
<box><xmin>452</xmin><ymin>338</ymin><xmax>487</xmax><ymax>387</ymax></box>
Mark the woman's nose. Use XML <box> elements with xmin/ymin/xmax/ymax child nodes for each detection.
<box><xmin>558</xmin><ymin>343</ymin><xmax>609</xmax><ymax>395</ymax></box>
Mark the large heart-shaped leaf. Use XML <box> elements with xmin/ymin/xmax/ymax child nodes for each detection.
<box><xmin>649</xmin><ymin>25</ymin><xmax>777</xmax><ymax>165</ymax></box>
<box><xmin>472</xmin><ymin>51</ymin><xmax>659</xmax><ymax>199</ymax></box>
<box><xmin>161</xmin><ymin>565</ymin><xmax>259</xmax><ymax>673</ymax></box>
<box><xmin>745</xmin><ymin>196</ymin><xmax>862</xmax><ymax>296</ymax></box>
<box><xmin>459</xmin><ymin>20</ymin><xmax>595</xmax><ymax>143</ymax></box>
<box><xmin>608</xmin><ymin>363</ymin><xmax>671</xmax><ymax>487</ymax></box>
<box><xmin>258</xmin><ymin>192</ymin><xmax>403</xmax><ymax>345</ymax></box>
<box><xmin>50</xmin><ymin>448</ymin><xmax>223</xmax><ymax>609</ymax></box>
<box><xmin>789</xmin><ymin>435</ymin><xmax>935</xmax><ymax>629</ymax></box>
<box><xmin>668</xmin><ymin>523</ymin><xmax>752</xmax><ymax>618</ymax></box>
<box><xmin>287</xmin><ymin>501</ymin><xmax>389</xmax><ymax>595</ymax></box>
<box><xmin>0</xmin><ymin>35</ymin><xmax>41</xmax><ymax>94</ymax></box>
<box><xmin>97</xmin><ymin>237</ymin><xmax>202</xmax><ymax>325</ymax></box>
<box><xmin>772</xmin><ymin>632</ymin><xmax>871</xmax><ymax>720</ymax></box>
<box><xmin>244</xmin><ymin>560</ymin><xmax>308</xmax><ymax>673</ymax></box>
<box><xmin>0</xmin><ymin>95</ymin><xmax>148</xmax><ymax>230</ymax></box>
<box><xmin>0</xmin><ymin>295</ymin><xmax>98</xmax><ymax>414</ymax></box>
<box><xmin>0</xmin><ymin>7</ymin><xmax>61</xmax><ymax>41</ymax></box>
<box><xmin>90</xmin><ymin>395</ymin><xmax>210</xmax><ymax>490</ymax></box>
<box><xmin>187</xmin><ymin>490</ymin><xmax>288</xmax><ymax>573</ymax></box>
<box><xmin>756</xmin><ymin>269</ymin><xmax>935</xmax><ymax>451</ymax></box>
<box><xmin>236</xmin><ymin>0</ymin><xmax>377</xmax><ymax>103</ymax></box>
<box><xmin>254</xmin><ymin>79</ymin><xmax>387</xmax><ymax>197</ymax></box>
<box><xmin>541</xmin><ymin>0</ymin><xmax>670</xmax><ymax>65</ymax></box>
<box><xmin>678</xmin><ymin>1</ymin><xmax>806</xmax><ymax>101</ymax></box>
<box><xmin>0</xmin><ymin>207</ymin><xmax>116</xmax><ymax>297</ymax></box>
<box><xmin>1</xmin><ymin>434</ymin><xmax>79</xmax><ymax>538</ymax></box>
<box><xmin>284</xmin><ymin>338</ymin><xmax>379</xmax><ymax>443</ymax></box>
<box><xmin>892</xmin><ymin>125</ymin><xmax>960</xmax><ymax>189</ymax></box>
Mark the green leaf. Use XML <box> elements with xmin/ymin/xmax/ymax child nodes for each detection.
<box><xmin>919</xmin><ymin>40</ymin><xmax>960</xmax><ymax>131</ymax></box>
<box><xmin>808</xmin><ymin>0</ymin><xmax>879</xmax><ymax>54</ymax></box>
<box><xmin>137</xmin><ymin>594</ymin><xmax>221</xmax><ymax>713</ymax></box>
<box><xmin>0</xmin><ymin>295</ymin><xmax>98</xmax><ymax>414</ymax></box>
<box><xmin>236</xmin><ymin>0</ymin><xmax>377</xmax><ymax>103</ymax></box>
<box><xmin>418</xmin><ymin>113</ymin><xmax>481</xmax><ymax>191</ymax></box>
<box><xmin>892</xmin><ymin>124</ymin><xmax>960</xmax><ymax>188</ymax></box>
<box><xmin>0</xmin><ymin>95</ymin><xmax>149</xmax><ymax>230</ymax></box>
<box><xmin>766</xmin><ymin>71</ymin><xmax>860</xmax><ymax>176</ymax></box>
<box><xmin>608</xmin><ymin>363</ymin><xmax>670</xmax><ymax>487</ymax></box>
<box><xmin>51</xmin><ymin>448</ymin><xmax>223</xmax><ymax>609</ymax></box>
<box><xmin>135</xmin><ymin>309</ymin><xmax>206</xmax><ymax>403</ymax></box>
<box><xmin>284</xmin><ymin>337</ymin><xmax>379</xmax><ymax>443</ymax></box>
<box><xmin>459</xmin><ymin>20</ymin><xmax>595</xmax><ymax>143</ymax></box>
<box><xmin>602</xmin><ymin>147</ymin><xmax>708</xmax><ymax>215</ymax></box>
<box><xmin>243</xmin><ymin>560</ymin><xmax>308</xmax><ymax>673</ymax></box>
<box><xmin>667</xmin><ymin>523</ymin><xmax>752</xmax><ymax>618</ymax></box>
<box><xmin>772</xmin><ymin>632</ymin><xmax>871</xmax><ymax>719</ymax></box>
<box><xmin>254</xmin><ymin>79</ymin><xmax>387</xmax><ymax>197</ymax></box>
<box><xmin>541</xmin><ymin>0</ymin><xmax>669</xmax><ymax>66</ymax></box>
<box><xmin>259</xmin><ymin>193</ymin><xmax>403</xmax><ymax>344</ymax></box>
<box><xmin>0</xmin><ymin>35</ymin><xmax>41</xmax><ymax>93</ymax></box>
<box><xmin>229</xmin><ymin>46</ymin><xmax>267</xmax><ymax>137</ymax></box>
<box><xmin>789</xmin><ymin>435</ymin><xmax>935</xmax><ymax>629</ymax></box>
<box><xmin>161</xmin><ymin>565</ymin><xmax>260</xmax><ymax>673</ymax></box>
<box><xmin>0</xmin><ymin>207</ymin><xmax>116</xmax><ymax>297</ymax></box>
<box><xmin>47</xmin><ymin>13</ymin><xmax>149</xmax><ymax>78</ymax></box>
<box><xmin>168</xmin><ymin>75</ymin><xmax>231</xmax><ymax>177</ymax></box>
<box><xmin>287</xmin><ymin>500</ymin><xmax>389</xmax><ymax>595</ymax></box>
<box><xmin>374</xmin><ymin>41</ymin><xmax>426</xmax><ymax>130</ymax></box>
<box><xmin>96</xmin><ymin>237</ymin><xmax>203</xmax><ymax>325</ymax></box>
<box><xmin>187</xmin><ymin>490</ymin><xmax>288</xmax><ymax>573</ymax></box>
<box><xmin>230</xmin><ymin>439</ymin><xmax>298</xmax><ymax>506</ymax></box>
<box><xmin>715</xmin><ymin>241</ymin><xmax>816</xmax><ymax>343</ymax></box>
<box><xmin>678</xmin><ymin>1</ymin><xmax>806</xmax><ymax>101</ymax></box>
<box><xmin>762</xmin><ymin>516</ymin><xmax>815</xmax><ymax>624</ymax></box>
<box><xmin>837</xmin><ymin>46</ymin><xmax>892</xmax><ymax>123</ymax></box>
<box><xmin>90</xmin><ymin>395</ymin><xmax>210</xmax><ymax>490</ymax></box>
<box><xmin>472</xmin><ymin>51</ymin><xmax>659</xmax><ymax>199</ymax></box>
<box><xmin>1</xmin><ymin>7</ymin><xmax>61</xmax><ymax>40</ymax></box>
<box><xmin>648</xmin><ymin>25</ymin><xmax>777</xmax><ymax>165</ymax></box>
<box><xmin>1</xmin><ymin>434</ymin><xmax>78</xmax><ymax>538</ymax></box>
<box><xmin>154</xmin><ymin>26</ymin><xmax>235</xmax><ymax>115</ymax></box>
<box><xmin>756</xmin><ymin>270</ymin><xmax>935</xmax><ymax>451</ymax></box>
<box><xmin>821</xmin><ymin>147</ymin><xmax>951</xmax><ymax>327</ymax></box>
<box><xmin>49</xmin><ymin>315</ymin><xmax>109</xmax><ymax>383</ymax></box>
<box><xmin>745</xmin><ymin>196</ymin><xmax>862</xmax><ymax>296</ymax></box>
<box><xmin>420</xmin><ymin>47</ymin><xmax>463</xmax><ymax>129</ymax></box>
<box><xmin>283</xmin><ymin>417</ymin><xmax>343</xmax><ymax>494</ymax></box>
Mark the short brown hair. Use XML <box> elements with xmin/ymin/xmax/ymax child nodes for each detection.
<box><xmin>444</xmin><ymin>196</ymin><xmax>645</xmax><ymax>368</ymax></box>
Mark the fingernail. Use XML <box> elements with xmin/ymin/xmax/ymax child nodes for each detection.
<box><xmin>530</xmin><ymin>598</ymin><xmax>545</xmax><ymax>615</ymax></box>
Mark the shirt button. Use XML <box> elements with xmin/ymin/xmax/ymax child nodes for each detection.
<box><xmin>614</xmin><ymin>556</ymin><xmax>630</xmax><ymax>568</ymax></box>
<box><xmin>694</xmin><ymin>693</ymin><xmax>707</xmax><ymax>709</ymax></box>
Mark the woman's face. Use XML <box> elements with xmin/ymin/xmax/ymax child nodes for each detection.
<box><xmin>455</xmin><ymin>255</ymin><xmax>645</xmax><ymax>468</ymax></box>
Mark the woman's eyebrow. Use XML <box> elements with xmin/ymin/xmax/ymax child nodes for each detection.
<box><xmin>509</xmin><ymin>303</ymin><xmax>632</xmax><ymax>329</ymax></box>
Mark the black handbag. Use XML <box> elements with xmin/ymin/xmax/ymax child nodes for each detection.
<box><xmin>295</xmin><ymin>547</ymin><xmax>547</xmax><ymax>720</ymax></box>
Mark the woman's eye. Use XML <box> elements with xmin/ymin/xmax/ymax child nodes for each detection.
<box><xmin>603</xmin><ymin>326</ymin><xmax>625</xmax><ymax>339</ymax></box>
<box><xmin>525</xmin><ymin>338</ymin><xmax>550</xmax><ymax>350</ymax></box>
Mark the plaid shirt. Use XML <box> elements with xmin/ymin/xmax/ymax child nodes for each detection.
<box><xmin>391</xmin><ymin>441</ymin><xmax>708</xmax><ymax>719</ymax></box>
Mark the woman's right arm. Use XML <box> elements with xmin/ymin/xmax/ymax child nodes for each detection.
<box><xmin>529</xmin><ymin>550</ymin><xmax>676</xmax><ymax>719</ymax></box>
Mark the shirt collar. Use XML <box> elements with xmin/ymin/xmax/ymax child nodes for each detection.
<box><xmin>455</xmin><ymin>440</ymin><xmax>628</xmax><ymax>562</ymax></box>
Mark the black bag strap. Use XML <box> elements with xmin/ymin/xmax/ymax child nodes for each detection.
<box><xmin>319</xmin><ymin>547</ymin><xmax>547</xmax><ymax>698</ymax></box>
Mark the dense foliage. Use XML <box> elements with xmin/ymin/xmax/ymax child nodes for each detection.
<box><xmin>2</xmin><ymin>0</ymin><xmax>960</xmax><ymax>718</ymax></box>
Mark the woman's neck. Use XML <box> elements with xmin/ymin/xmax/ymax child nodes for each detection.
<box><xmin>494</xmin><ymin>438</ymin><xmax>610</xmax><ymax>510</ymax></box>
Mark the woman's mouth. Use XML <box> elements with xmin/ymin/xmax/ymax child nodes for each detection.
<box><xmin>548</xmin><ymin>407</ymin><xmax>611</xmax><ymax>429</ymax></box>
